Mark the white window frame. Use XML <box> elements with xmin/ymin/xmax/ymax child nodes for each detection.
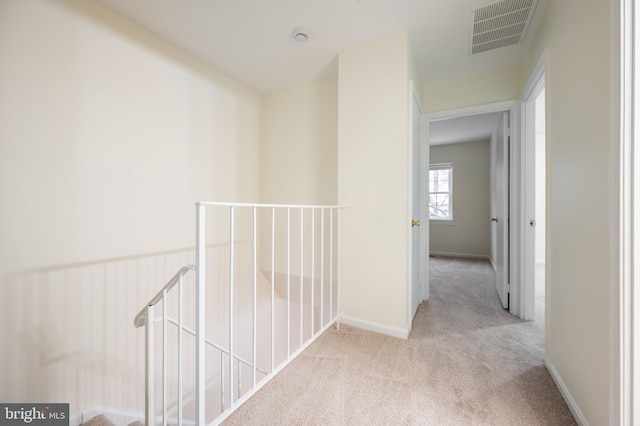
<box><xmin>429</xmin><ymin>163</ymin><xmax>453</xmax><ymax>221</ymax></box>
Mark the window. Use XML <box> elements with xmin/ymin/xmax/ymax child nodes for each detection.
<box><xmin>429</xmin><ymin>163</ymin><xmax>453</xmax><ymax>220</ymax></box>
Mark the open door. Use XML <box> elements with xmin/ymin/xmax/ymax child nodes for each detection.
<box><xmin>522</xmin><ymin>64</ymin><xmax>546</xmax><ymax>321</ymax></box>
<box><xmin>410</xmin><ymin>84</ymin><xmax>423</xmax><ymax>319</ymax></box>
<box><xmin>494</xmin><ymin>111</ymin><xmax>510</xmax><ymax>309</ymax></box>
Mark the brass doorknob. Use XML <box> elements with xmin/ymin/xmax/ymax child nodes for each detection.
<box><xmin>412</xmin><ymin>220</ymin><xmax>421</xmax><ymax>227</ymax></box>
<box><xmin>490</xmin><ymin>217</ymin><xmax>498</xmax><ymax>222</ymax></box>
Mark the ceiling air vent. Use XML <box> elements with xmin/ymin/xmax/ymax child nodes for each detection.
<box><xmin>470</xmin><ymin>0</ymin><xmax>538</xmax><ymax>54</ymax></box>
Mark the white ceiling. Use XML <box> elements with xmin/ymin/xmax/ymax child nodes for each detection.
<box><xmin>429</xmin><ymin>112</ymin><xmax>503</xmax><ymax>145</ymax></box>
<box><xmin>95</xmin><ymin>0</ymin><xmax>546</xmax><ymax>93</ymax></box>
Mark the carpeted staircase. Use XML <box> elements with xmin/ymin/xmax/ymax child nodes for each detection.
<box><xmin>80</xmin><ymin>414</ymin><xmax>143</xmax><ymax>426</ymax></box>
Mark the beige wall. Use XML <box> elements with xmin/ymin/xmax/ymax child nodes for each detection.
<box><xmin>422</xmin><ymin>66</ymin><xmax>522</xmax><ymax>114</ymax></box>
<box><xmin>259</xmin><ymin>77</ymin><xmax>339</xmax><ymax>276</ymax></box>
<box><xmin>260</xmin><ymin>78</ymin><xmax>338</xmax><ymax>205</ymax></box>
<box><xmin>522</xmin><ymin>0</ymin><xmax>612</xmax><ymax>424</ymax></box>
<box><xmin>429</xmin><ymin>140</ymin><xmax>491</xmax><ymax>257</ymax></box>
<box><xmin>0</xmin><ymin>0</ymin><xmax>260</xmax><ymax>416</ymax></box>
<box><xmin>338</xmin><ymin>33</ymin><xmax>411</xmax><ymax>335</ymax></box>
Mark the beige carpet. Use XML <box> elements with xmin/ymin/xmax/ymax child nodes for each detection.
<box><xmin>224</xmin><ymin>256</ymin><xmax>575</xmax><ymax>425</ymax></box>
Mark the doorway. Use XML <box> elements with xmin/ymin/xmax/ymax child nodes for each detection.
<box><xmin>426</xmin><ymin>101</ymin><xmax>516</xmax><ymax>312</ymax></box>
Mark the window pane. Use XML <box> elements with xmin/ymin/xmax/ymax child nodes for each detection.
<box><xmin>429</xmin><ymin>194</ymin><xmax>450</xmax><ymax>218</ymax></box>
<box><xmin>429</xmin><ymin>169</ymin><xmax>450</xmax><ymax>192</ymax></box>
<box><xmin>429</xmin><ymin>164</ymin><xmax>453</xmax><ymax>220</ymax></box>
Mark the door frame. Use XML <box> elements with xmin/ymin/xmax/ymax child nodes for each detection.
<box><xmin>616</xmin><ymin>0</ymin><xmax>635</xmax><ymax>423</ymax></box>
<box><xmin>425</xmin><ymin>99</ymin><xmax>522</xmax><ymax>316</ymax></box>
<box><xmin>520</xmin><ymin>50</ymin><xmax>548</xmax><ymax>322</ymax></box>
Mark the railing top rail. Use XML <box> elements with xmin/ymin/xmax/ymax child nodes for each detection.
<box><xmin>196</xmin><ymin>201</ymin><xmax>345</xmax><ymax>209</ymax></box>
<box><xmin>134</xmin><ymin>264</ymin><xmax>195</xmax><ymax>328</ymax></box>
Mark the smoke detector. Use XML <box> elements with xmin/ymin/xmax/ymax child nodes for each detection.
<box><xmin>292</xmin><ymin>28</ymin><xmax>310</xmax><ymax>43</ymax></box>
<box><xmin>470</xmin><ymin>0</ymin><xmax>538</xmax><ymax>54</ymax></box>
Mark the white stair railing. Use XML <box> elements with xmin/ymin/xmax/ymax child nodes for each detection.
<box><xmin>135</xmin><ymin>202</ymin><xmax>342</xmax><ymax>425</ymax></box>
<box><xmin>134</xmin><ymin>265</ymin><xmax>195</xmax><ymax>426</ymax></box>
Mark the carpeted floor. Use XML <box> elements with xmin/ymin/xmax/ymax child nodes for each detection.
<box><xmin>224</xmin><ymin>256</ymin><xmax>576</xmax><ymax>425</ymax></box>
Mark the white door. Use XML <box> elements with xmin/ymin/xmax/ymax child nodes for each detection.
<box><xmin>495</xmin><ymin>111</ymin><xmax>510</xmax><ymax>309</ymax></box>
<box><xmin>523</xmin><ymin>72</ymin><xmax>546</xmax><ymax>321</ymax></box>
<box><xmin>411</xmin><ymin>86</ymin><xmax>423</xmax><ymax>318</ymax></box>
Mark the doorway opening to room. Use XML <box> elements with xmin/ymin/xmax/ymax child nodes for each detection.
<box><xmin>426</xmin><ymin>103</ymin><xmax>514</xmax><ymax>314</ymax></box>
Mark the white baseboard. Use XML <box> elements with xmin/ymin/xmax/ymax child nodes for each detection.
<box><xmin>339</xmin><ymin>315</ymin><xmax>410</xmax><ymax>339</ymax></box>
<box><xmin>429</xmin><ymin>251</ymin><xmax>490</xmax><ymax>260</ymax></box>
<box><xmin>545</xmin><ymin>361</ymin><xmax>589</xmax><ymax>426</ymax></box>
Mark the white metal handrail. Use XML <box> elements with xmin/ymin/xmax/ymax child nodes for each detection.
<box><xmin>134</xmin><ymin>265</ymin><xmax>195</xmax><ymax>327</ymax></box>
<box><xmin>136</xmin><ymin>202</ymin><xmax>342</xmax><ymax>425</ymax></box>
<box><xmin>134</xmin><ymin>264</ymin><xmax>195</xmax><ymax>426</ymax></box>
<box><xmin>135</xmin><ymin>263</ymin><xmax>269</xmax><ymax>425</ymax></box>
<box><xmin>162</xmin><ymin>317</ymin><xmax>269</xmax><ymax>375</ymax></box>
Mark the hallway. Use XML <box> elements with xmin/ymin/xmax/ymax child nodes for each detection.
<box><xmin>224</xmin><ymin>257</ymin><xmax>575</xmax><ymax>425</ymax></box>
